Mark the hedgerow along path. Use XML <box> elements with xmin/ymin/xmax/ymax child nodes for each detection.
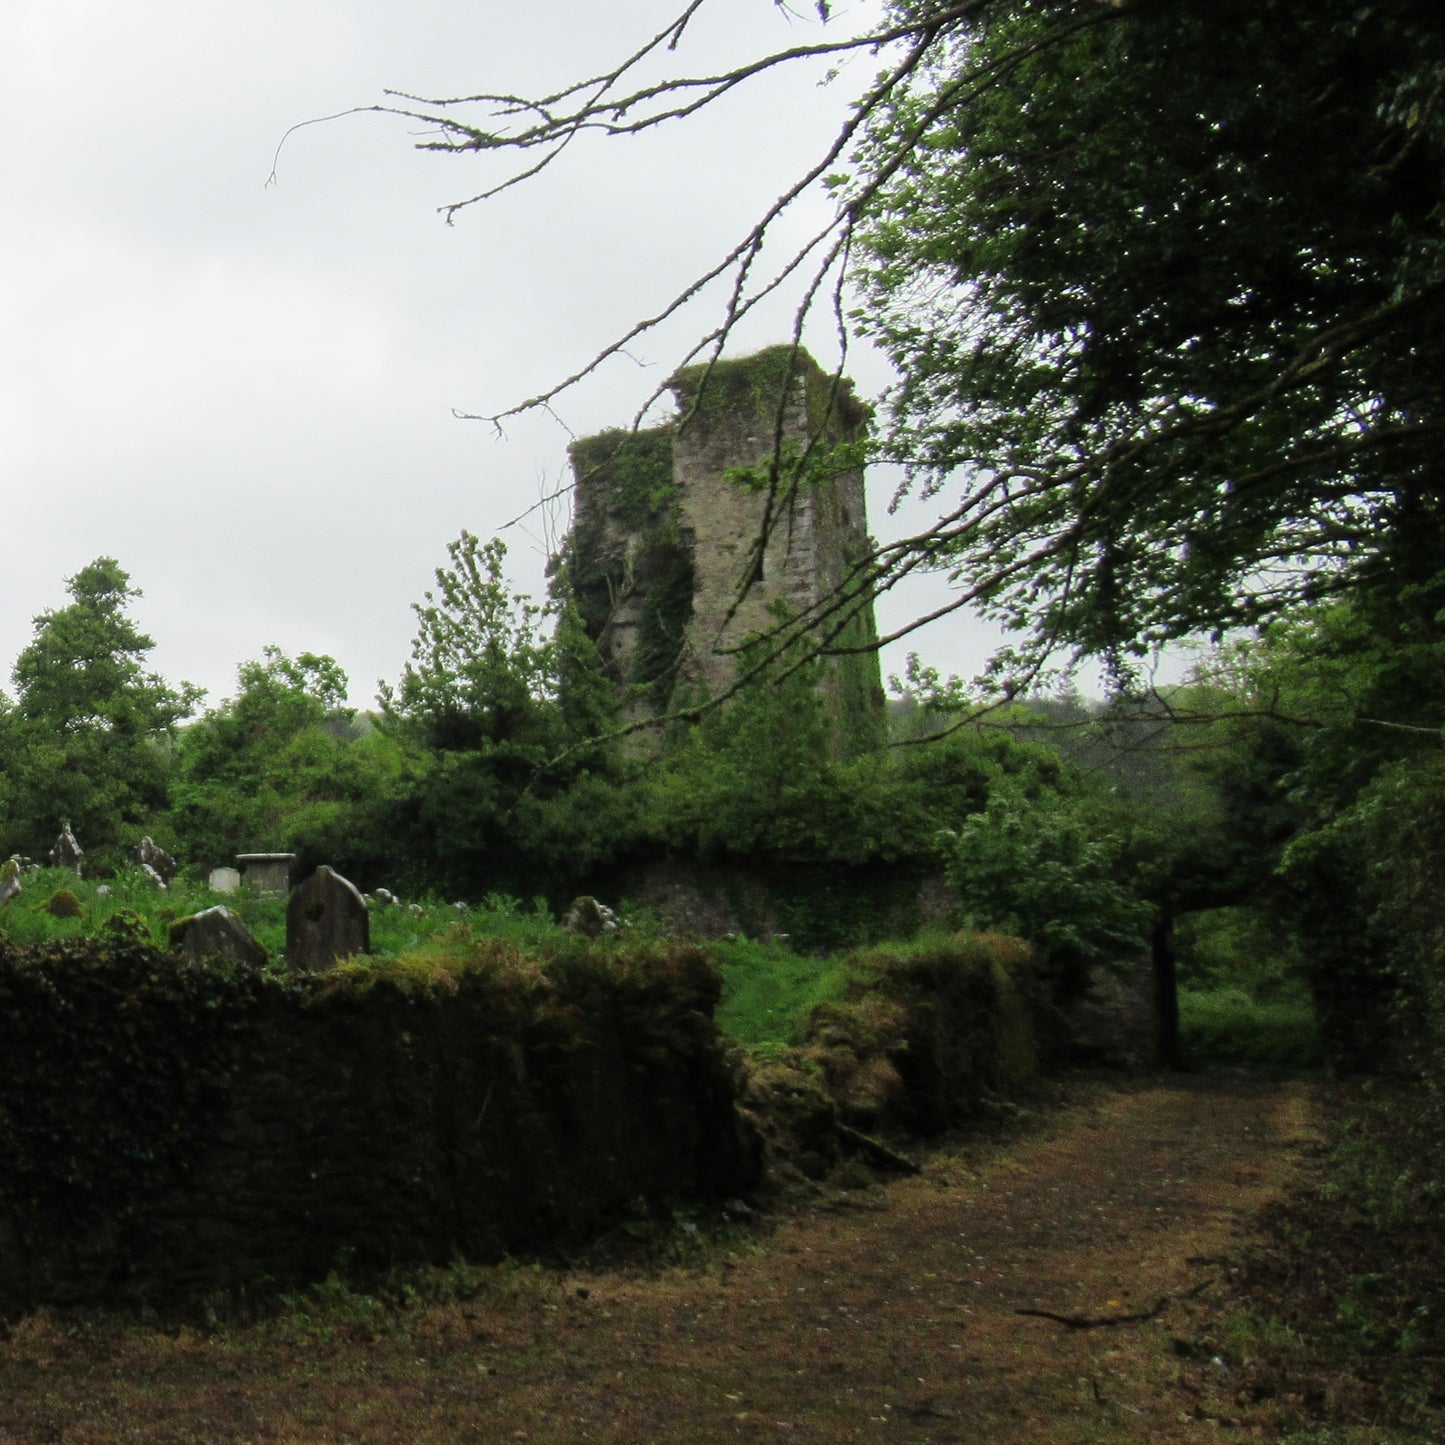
<box><xmin>0</xmin><ymin>1075</ymin><xmax>1318</xmax><ymax>1443</ymax></box>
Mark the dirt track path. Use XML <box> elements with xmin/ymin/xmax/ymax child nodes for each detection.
<box><xmin>0</xmin><ymin>1076</ymin><xmax>1320</xmax><ymax>1444</ymax></box>
<box><xmin>528</xmin><ymin>1074</ymin><xmax>1320</xmax><ymax>1444</ymax></box>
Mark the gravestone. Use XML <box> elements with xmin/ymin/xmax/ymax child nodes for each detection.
<box><xmin>48</xmin><ymin>824</ymin><xmax>83</xmax><ymax>874</ymax></box>
<box><xmin>285</xmin><ymin>865</ymin><xmax>369</xmax><ymax>972</ymax></box>
<box><xmin>208</xmin><ymin>867</ymin><xmax>241</xmax><ymax>895</ymax></box>
<box><xmin>562</xmin><ymin>895</ymin><xmax>621</xmax><ymax>939</ymax></box>
<box><xmin>236</xmin><ymin>853</ymin><xmax>296</xmax><ymax>899</ymax></box>
<box><xmin>168</xmin><ymin>906</ymin><xmax>268</xmax><ymax>969</ymax></box>
<box><xmin>130</xmin><ymin>836</ymin><xmax>178</xmax><ymax>884</ymax></box>
<box><xmin>0</xmin><ymin>857</ymin><xmax>21</xmax><ymax>908</ymax></box>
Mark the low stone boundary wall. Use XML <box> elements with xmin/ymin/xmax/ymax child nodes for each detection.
<box><xmin>0</xmin><ymin>936</ymin><xmax>755</xmax><ymax>1312</ymax></box>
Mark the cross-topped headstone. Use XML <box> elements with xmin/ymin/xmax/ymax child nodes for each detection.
<box><xmin>48</xmin><ymin>824</ymin><xmax>83</xmax><ymax>874</ymax></box>
<box><xmin>130</xmin><ymin>836</ymin><xmax>178</xmax><ymax>884</ymax></box>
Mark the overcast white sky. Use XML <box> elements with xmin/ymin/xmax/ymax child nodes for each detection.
<box><xmin>2</xmin><ymin>0</ymin><xmax>1028</xmax><ymax>716</ymax></box>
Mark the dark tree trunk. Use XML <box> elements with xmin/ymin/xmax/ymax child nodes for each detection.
<box><xmin>1153</xmin><ymin>912</ymin><xmax>1182</xmax><ymax>1068</ymax></box>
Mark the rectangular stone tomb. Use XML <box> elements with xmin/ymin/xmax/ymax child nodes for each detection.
<box><xmin>236</xmin><ymin>853</ymin><xmax>297</xmax><ymax>899</ymax></box>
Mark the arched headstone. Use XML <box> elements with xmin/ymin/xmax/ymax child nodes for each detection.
<box><xmin>285</xmin><ymin>866</ymin><xmax>370</xmax><ymax>972</ymax></box>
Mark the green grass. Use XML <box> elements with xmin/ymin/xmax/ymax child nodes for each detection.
<box><xmin>0</xmin><ymin>871</ymin><xmax>817</xmax><ymax>1052</ymax></box>
<box><xmin>0</xmin><ymin>865</ymin><xmax>213</xmax><ymax>948</ymax></box>
<box><xmin>708</xmin><ymin>936</ymin><xmax>849</xmax><ymax>1047</ymax></box>
<box><xmin>365</xmin><ymin>892</ymin><xmax>566</xmax><ymax>959</ymax></box>
<box><xmin>0</xmin><ymin>868</ymin><xmax>572</xmax><ymax>969</ymax></box>
<box><xmin>1179</xmin><ymin>984</ymin><xmax>1321</xmax><ymax>1068</ymax></box>
<box><xmin>0</xmin><ymin>868</ymin><xmax>847</xmax><ymax>1054</ymax></box>
<box><xmin>0</xmin><ymin>869</ymin><xmax>1012</xmax><ymax>1070</ymax></box>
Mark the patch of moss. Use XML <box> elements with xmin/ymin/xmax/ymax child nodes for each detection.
<box><xmin>44</xmin><ymin>889</ymin><xmax>83</xmax><ymax>919</ymax></box>
<box><xmin>672</xmin><ymin>346</ymin><xmax>870</xmax><ymax>439</ymax></box>
<box><xmin>817</xmin><ymin>931</ymin><xmax>1042</xmax><ymax>1134</ymax></box>
<box><xmin>799</xmin><ymin>994</ymin><xmax>910</xmax><ymax>1122</ymax></box>
<box><xmin>739</xmin><ymin>1052</ymin><xmax>843</xmax><ymax>1179</ymax></box>
<box><xmin>569</xmin><ymin>427</ymin><xmax>676</xmax><ymax>532</ymax></box>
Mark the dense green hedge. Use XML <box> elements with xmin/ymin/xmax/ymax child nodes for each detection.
<box><xmin>0</xmin><ymin>922</ymin><xmax>1058</xmax><ymax>1311</ymax></box>
<box><xmin>741</xmin><ymin>932</ymin><xmax>1045</xmax><ymax>1180</ymax></box>
<box><xmin>813</xmin><ymin>931</ymin><xmax>1042</xmax><ymax>1133</ymax></box>
<box><xmin>0</xmin><ymin>933</ymin><xmax>755</xmax><ymax>1312</ymax></box>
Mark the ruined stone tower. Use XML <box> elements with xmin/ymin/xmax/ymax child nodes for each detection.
<box><xmin>564</xmin><ymin>346</ymin><xmax>886</xmax><ymax>754</ymax></box>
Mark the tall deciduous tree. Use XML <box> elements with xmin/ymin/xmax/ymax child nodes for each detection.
<box><xmin>379</xmin><ymin>532</ymin><xmax>561</xmax><ymax>754</ymax></box>
<box><xmin>1</xmin><ymin>558</ymin><xmax>201</xmax><ymax>863</ymax></box>
<box><xmin>167</xmin><ymin>647</ymin><xmax>405</xmax><ymax>882</ymax></box>
<box><xmin>376</xmin><ymin>532</ymin><xmax>617</xmax><ymax>897</ymax></box>
<box><xmin>12</xmin><ymin>558</ymin><xmax>199</xmax><ymax>736</ymax></box>
<box><xmin>852</xmin><ymin>0</ymin><xmax>1445</xmax><ymax>682</ymax></box>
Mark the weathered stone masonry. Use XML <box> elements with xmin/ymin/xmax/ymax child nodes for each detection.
<box><xmin>565</xmin><ymin>346</ymin><xmax>886</xmax><ymax>754</ymax></box>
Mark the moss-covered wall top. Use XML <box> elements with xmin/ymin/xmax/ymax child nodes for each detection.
<box><xmin>671</xmin><ymin>346</ymin><xmax>871</xmax><ymax>443</ymax></box>
<box><xmin>568</xmin><ymin>427</ymin><xmax>677</xmax><ymax>533</ymax></box>
<box><xmin>0</xmin><ymin>935</ymin><xmax>756</xmax><ymax>1312</ymax></box>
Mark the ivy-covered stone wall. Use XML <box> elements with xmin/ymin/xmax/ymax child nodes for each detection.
<box><xmin>566</xmin><ymin>426</ymin><xmax>693</xmax><ymax>716</ymax></box>
<box><xmin>0</xmin><ymin>935</ymin><xmax>755</xmax><ymax>1312</ymax></box>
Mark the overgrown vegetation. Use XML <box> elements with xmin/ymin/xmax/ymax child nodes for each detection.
<box><xmin>0</xmin><ymin>923</ymin><xmax>754</xmax><ymax>1313</ymax></box>
<box><xmin>0</xmin><ymin>525</ymin><xmax>1434</xmax><ymax>1443</ymax></box>
<box><xmin>1188</xmin><ymin>1079</ymin><xmax>1445</xmax><ymax>1438</ymax></box>
<box><xmin>3</xmin><ymin>0</ymin><xmax>1443</xmax><ymax>1430</ymax></box>
<box><xmin>0</xmin><ymin>861</ymin><xmax>1070</xmax><ymax>1315</ymax></box>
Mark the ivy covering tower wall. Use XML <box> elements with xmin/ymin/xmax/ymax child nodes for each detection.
<box><xmin>565</xmin><ymin>347</ymin><xmax>885</xmax><ymax>754</ymax></box>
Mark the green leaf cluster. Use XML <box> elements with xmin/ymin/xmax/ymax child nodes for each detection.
<box><xmin>0</xmin><ymin>558</ymin><xmax>202</xmax><ymax>867</ymax></box>
<box><xmin>169</xmin><ymin>647</ymin><xmax>405</xmax><ymax>880</ymax></box>
<box><xmin>379</xmin><ymin>532</ymin><xmax>561</xmax><ymax>753</ymax></box>
<box><xmin>854</xmin><ymin>0</ymin><xmax>1445</xmax><ymax>674</ymax></box>
<box><xmin>935</xmin><ymin>766</ymin><xmax>1151</xmax><ymax>993</ymax></box>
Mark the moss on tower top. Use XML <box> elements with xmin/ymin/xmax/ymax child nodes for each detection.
<box><xmin>568</xmin><ymin>426</ymin><xmax>677</xmax><ymax>531</ymax></box>
<box><xmin>671</xmin><ymin>346</ymin><xmax>871</xmax><ymax>438</ymax></box>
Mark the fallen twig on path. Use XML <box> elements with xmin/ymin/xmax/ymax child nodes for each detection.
<box><xmin>1016</xmin><ymin>1298</ymin><xmax>1169</xmax><ymax>1330</ymax></box>
<box><xmin>837</xmin><ymin>1122</ymin><xmax>922</xmax><ymax>1174</ymax></box>
<box><xmin>1017</xmin><ymin>1277</ymin><xmax>1214</xmax><ymax>1331</ymax></box>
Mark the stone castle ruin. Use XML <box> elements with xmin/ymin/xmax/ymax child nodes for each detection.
<box><xmin>564</xmin><ymin>346</ymin><xmax>886</xmax><ymax>754</ymax></box>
